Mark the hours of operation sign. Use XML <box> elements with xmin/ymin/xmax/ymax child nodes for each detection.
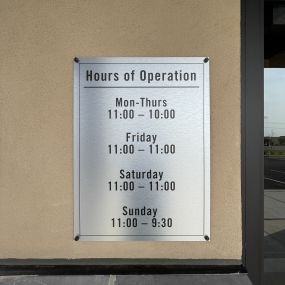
<box><xmin>73</xmin><ymin>57</ymin><xmax>210</xmax><ymax>241</ymax></box>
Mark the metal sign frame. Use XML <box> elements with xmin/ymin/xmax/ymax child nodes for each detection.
<box><xmin>73</xmin><ymin>57</ymin><xmax>210</xmax><ymax>241</ymax></box>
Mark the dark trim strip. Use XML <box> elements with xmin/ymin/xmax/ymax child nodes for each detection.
<box><xmin>0</xmin><ymin>258</ymin><xmax>242</xmax><ymax>266</ymax></box>
<box><xmin>241</xmin><ymin>0</ymin><xmax>264</xmax><ymax>284</ymax></box>
<box><xmin>0</xmin><ymin>264</ymin><xmax>246</xmax><ymax>276</ymax></box>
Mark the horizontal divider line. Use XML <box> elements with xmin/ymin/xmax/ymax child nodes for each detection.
<box><xmin>80</xmin><ymin>235</ymin><xmax>203</xmax><ymax>236</ymax></box>
<box><xmin>84</xmin><ymin>86</ymin><xmax>200</xmax><ymax>89</ymax></box>
<box><xmin>264</xmin><ymin>218</ymin><xmax>285</xmax><ymax>220</ymax></box>
<box><xmin>78</xmin><ymin>62</ymin><xmax>204</xmax><ymax>65</ymax></box>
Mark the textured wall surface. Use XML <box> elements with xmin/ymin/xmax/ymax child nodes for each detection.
<box><xmin>0</xmin><ymin>0</ymin><xmax>241</xmax><ymax>259</ymax></box>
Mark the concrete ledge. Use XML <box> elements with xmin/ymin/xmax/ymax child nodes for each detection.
<box><xmin>0</xmin><ymin>274</ymin><xmax>252</xmax><ymax>285</ymax></box>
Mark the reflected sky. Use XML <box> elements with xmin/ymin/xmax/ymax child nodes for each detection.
<box><xmin>265</xmin><ymin>68</ymin><xmax>285</xmax><ymax>137</ymax></box>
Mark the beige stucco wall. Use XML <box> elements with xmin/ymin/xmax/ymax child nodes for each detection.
<box><xmin>0</xmin><ymin>0</ymin><xmax>241</xmax><ymax>259</ymax></box>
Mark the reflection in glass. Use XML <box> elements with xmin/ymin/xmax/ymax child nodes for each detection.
<box><xmin>264</xmin><ymin>69</ymin><xmax>285</xmax><ymax>275</ymax></box>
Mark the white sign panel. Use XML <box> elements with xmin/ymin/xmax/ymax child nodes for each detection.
<box><xmin>74</xmin><ymin>57</ymin><xmax>210</xmax><ymax>241</ymax></box>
